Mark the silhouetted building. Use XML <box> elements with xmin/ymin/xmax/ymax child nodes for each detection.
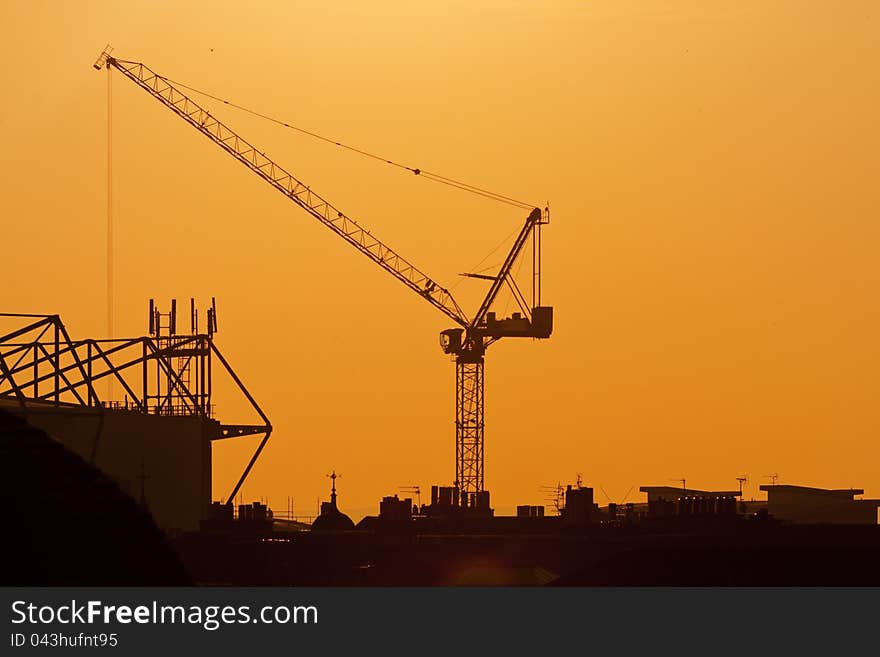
<box><xmin>605</xmin><ymin>502</ymin><xmax>640</xmax><ymax>524</ymax></box>
<box><xmin>760</xmin><ymin>485</ymin><xmax>880</xmax><ymax>525</ymax></box>
<box><xmin>640</xmin><ymin>486</ymin><xmax>741</xmax><ymax>518</ymax></box>
<box><xmin>517</xmin><ymin>505</ymin><xmax>545</xmax><ymax>518</ymax></box>
<box><xmin>433</xmin><ymin>485</ymin><xmax>458</xmax><ymax>508</ymax></box>
<box><xmin>311</xmin><ymin>507</ymin><xmax>354</xmax><ymax>531</ymax></box>
<box><xmin>239</xmin><ymin>502</ymin><xmax>267</xmax><ymax>521</ymax></box>
<box><xmin>2</xmin><ymin>401</ymin><xmax>217</xmax><ymax>532</ymax></box>
<box><xmin>379</xmin><ymin>495</ymin><xmax>413</xmax><ymax>523</ymax></box>
<box><xmin>202</xmin><ymin>501</ymin><xmax>274</xmax><ymax>535</ymax></box>
<box><xmin>424</xmin><ymin>485</ymin><xmax>493</xmax><ymax>518</ymax></box>
<box><xmin>204</xmin><ymin>501</ymin><xmax>234</xmax><ymax>526</ymax></box>
<box><xmin>562</xmin><ymin>485</ymin><xmax>594</xmax><ymax>525</ymax></box>
<box><xmin>0</xmin><ymin>309</ymin><xmax>270</xmax><ymax>533</ymax></box>
<box><xmin>312</xmin><ymin>470</ymin><xmax>354</xmax><ymax>531</ymax></box>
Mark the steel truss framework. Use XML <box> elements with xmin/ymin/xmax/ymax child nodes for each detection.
<box><xmin>0</xmin><ymin>313</ymin><xmax>271</xmax><ymax>503</ymax></box>
<box><xmin>455</xmin><ymin>360</ymin><xmax>484</xmax><ymax>495</ymax></box>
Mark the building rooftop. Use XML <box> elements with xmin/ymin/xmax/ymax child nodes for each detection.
<box><xmin>760</xmin><ymin>485</ymin><xmax>865</xmax><ymax>498</ymax></box>
<box><xmin>640</xmin><ymin>486</ymin><xmax>742</xmax><ymax>498</ymax></box>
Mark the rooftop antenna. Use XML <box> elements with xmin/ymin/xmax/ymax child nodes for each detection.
<box><xmin>539</xmin><ymin>482</ymin><xmax>565</xmax><ymax>515</ymax></box>
<box><xmin>736</xmin><ymin>475</ymin><xmax>748</xmax><ymax>495</ymax></box>
<box><xmin>670</xmin><ymin>477</ymin><xmax>686</xmax><ymax>491</ymax></box>
<box><xmin>208</xmin><ymin>297</ymin><xmax>219</xmax><ymax>337</ymax></box>
<box><xmin>763</xmin><ymin>473</ymin><xmax>779</xmax><ymax>486</ymax></box>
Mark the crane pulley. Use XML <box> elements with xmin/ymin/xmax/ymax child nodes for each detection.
<box><xmin>93</xmin><ymin>45</ymin><xmax>553</xmax><ymax>505</ymax></box>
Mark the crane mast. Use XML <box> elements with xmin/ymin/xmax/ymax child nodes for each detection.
<box><xmin>95</xmin><ymin>46</ymin><xmax>552</xmax><ymax>507</ymax></box>
<box><xmin>441</xmin><ymin>207</ymin><xmax>551</xmax><ymax>499</ymax></box>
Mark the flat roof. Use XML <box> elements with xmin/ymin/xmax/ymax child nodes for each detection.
<box><xmin>759</xmin><ymin>485</ymin><xmax>864</xmax><ymax>498</ymax></box>
<box><xmin>640</xmin><ymin>486</ymin><xmax>742</xmax><ymax>498</ymax></box>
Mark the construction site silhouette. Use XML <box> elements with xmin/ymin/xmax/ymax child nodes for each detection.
<box><xmin>2</xmin><ymin>43</ymin><xmax>878</xmax><ymax>588</ymax></box>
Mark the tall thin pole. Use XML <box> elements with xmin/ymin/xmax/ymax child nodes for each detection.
<box><xmin>531</xmin><ymin>220</ymin><xmax>535</xmax><ymax>310</ymax></box>
<box><xmin>106</xmin><ymin>65</ymin><xmax>114</xmax><ymax>401</ymax></box>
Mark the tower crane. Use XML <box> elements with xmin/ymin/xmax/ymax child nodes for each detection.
<box><xmin>93</xmin><ymin>47</ymin><xmax>553</xmax><ymax>507</ymax></box>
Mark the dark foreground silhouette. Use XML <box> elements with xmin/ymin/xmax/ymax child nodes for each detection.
<box><xmin>173</xmin><ymin>520</ymin><xmax>880</xmax><ymax>586</ymax></box>
<box><xmin>0</xmin><ymin>409</ymin><xmax>189</xmax><ymax>585</ymax></box>
<box><xmin>5</xmin><ymin>406</ymin><xmax>880</xmax><ymax>586</ymax></box>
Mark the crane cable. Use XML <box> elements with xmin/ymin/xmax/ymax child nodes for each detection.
<box><xmin>107</xmin><ymin>65</ymin><xmax>113</xmax><ymax>337</ymax></box>
<box><xmin>157</xmin><ymin>74</ymin><xmax>538</xmax><ymax>211</ymax></box>
<box><xmin>449</xmin><ymin>223</ymin><xmax>522</xmax><ymax>291</ymax></box>
<box><xmin>106</xmin><ymin>65</ymin><xmax>114</xmax><ymax>402</ymax></box>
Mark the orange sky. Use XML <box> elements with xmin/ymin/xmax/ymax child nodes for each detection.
<box><xmin>2</xmin><ymin>1</ymin><xmax>878</xmax><ymax>518</ymax></box>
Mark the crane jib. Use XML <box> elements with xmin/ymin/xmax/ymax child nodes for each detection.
<box><xmin>101</xmin><ymin>55</ymin><xmax>469</xmax><ymax>328</ymax></box>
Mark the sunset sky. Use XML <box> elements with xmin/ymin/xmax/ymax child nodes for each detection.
<box><xmin>3</xmin><ymin>1</ymin><xmax>878</xmax><ymax>518</ymax></box>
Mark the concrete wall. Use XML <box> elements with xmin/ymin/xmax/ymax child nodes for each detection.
<box><xmin>4</xmin><ymin>402</ymin><xmax>217</xmax><ymax>532</ymax></box>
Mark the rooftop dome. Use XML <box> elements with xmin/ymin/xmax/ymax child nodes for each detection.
<box><xmin>311</xmin><ymin>508</ymin><xmax>355</xmax><ymax>531</ymax></box>
<box><xmin>311</xmin><ymin>469</ymin><xmax>355</xmax><ymax>531</ymax></box>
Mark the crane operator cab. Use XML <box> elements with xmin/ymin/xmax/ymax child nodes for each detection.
<box><xmin>440</xmin><ymin>328</ymin><xmax>464</xmax><ymax>355</ymax></box>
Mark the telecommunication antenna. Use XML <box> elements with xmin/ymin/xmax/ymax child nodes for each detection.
<box><xmin>736</xmin><ymin>475</ymin><xmax>748</xmax><ymax>495</ymax></box>
<box><xmin>208</xmin><ymin>297</ymin><xmax>219</xmax><ymax>337</ymax></box>
<box><xmin>539</xmin><ymin>483</ymin><xmax>565</xmax><ymax>514</ymax></box>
